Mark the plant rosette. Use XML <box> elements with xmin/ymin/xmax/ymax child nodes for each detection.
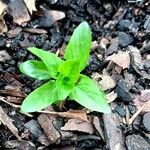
<box><xmin>19</xmin><ymin>22</ymin><xmax>111</xmax><ymax>113</ymax></box>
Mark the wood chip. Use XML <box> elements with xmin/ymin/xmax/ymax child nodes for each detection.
<box><xmin>23</xmin><ymin>28</ymin><xmax>47</xmax><ymax>34</ymax></box>
<box><xmin>23</xmin><ymin>0</ymin><xmax>36</xmax><ymax>15</ymax></box>
<box><xmin>0</xmin><ymin>16</ymin><xmax>7</xmax><ymax>33</ymax></box>
<box><xmin>133</xmin><ymin>91</ymin><xmax>150</xmax><ymax>112</ymax></box>
<box><xmin>103</xmin><ymin>113</ymin><xmax>126</xmax><ymax>150</ymax></box>
<box><xmin>0</xmin><ymin>89</ymin><xmax>26</xmax><ymax>98</ymax></box>
<box><xmin>0</xmin><ymin>1</ymin><xmax>7</xmax><ymax>15</ymax></box>
<box><xmin>8</xmin><ymin>0</ymin><xmax>30</xmax><ymax>25</ymax></box>
<box><xmin>38</xmin><ymin>113</ymin><xmax>61</xmax><ymax>144</ymax></box>
<box><xmin>0</xmin><ymin>106</ymin><xmax>20</xmax><ymax>140</ymax></box>
<box><xmin>106</xmin><ymin>51</ymin><xmax>130</xmax><ymax>69</ymax></box>
<box><xmin>39</xmin><ymin>109</ymin><xmax>88</xmax><ymax>122</ymax></box>
<box><xmin>52</xmin><ymin>145</ymin><xmax>75</xmax><ymax>150</ymax></box>
<box><xmin>129</xmin><ymin>46</ymin><xmax>150</xmax><ymax>80</ymax></box>
<box><xmin>61</xmin><ymin>119</ymin><xmax>94</xmax><ymax>134</ymax></box>
<box><xmin>7</xmin><ymin>27</ymin><xmax>22</xmax><ymax>38</ymax></box>
<box><xmin>5</xmin><ymin>140</ymin><xmax>35</xmax><ymax>150</ymax></box>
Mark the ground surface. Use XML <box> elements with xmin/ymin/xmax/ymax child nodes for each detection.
<box><xmin>0</xmin><ymin>0</ymin><xmax>150</xmax><ymax>149</ymax></box>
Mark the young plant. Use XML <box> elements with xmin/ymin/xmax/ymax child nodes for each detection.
<box><xmin>19</xmin><ymin>22</ymin><xmax>111</xmax><ymax>113</ymax></box>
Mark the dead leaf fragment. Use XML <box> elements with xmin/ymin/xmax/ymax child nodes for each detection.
<box><xmin>23</xmin><ymin>0</ymin><xmax>36</xmax><ymax>14</ymax></box>
<box><xmin>99</xmin><ymin>70</ymin><xmax>116</xmax><ymax>91</ymax></box>
<box><xmin>0</xmin><ymin>106</ymin><xmax>20</xmax><ymax>139</ymax></box>
<box><xmin>106</xmin><ymin>51</ymin><xmax>130</xmax><ymax>69</ymax></box>
<box><xmin>0</xmin><ymin>1</ymin><xmax>7</xmax><ymax>15</ymax></box>
<box><xmin>61</xmin><ymin>119</ymin><xmax>94</xmax><ymax>134</ymax></box>
<box><xmin>8</xmin><ymin>0</ymin><xmax>30</xmax><ymax>25</ymax></box>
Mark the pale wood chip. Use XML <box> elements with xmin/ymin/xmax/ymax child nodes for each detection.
<box><xmin>23</xmin><ymin>0</ymin><xmax>36</xmax><ymax>14</ymax></box>
<box><xmin>0</xmin><ymin>1</ymin><xmax>7</xmax><ymax>15</ymax></box>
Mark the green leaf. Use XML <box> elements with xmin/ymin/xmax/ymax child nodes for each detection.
<box><xmin>56</xmin><ymin>75</ymin><xmax>74</xmax><ymax>100</ymax></box>
<box><xmin>64</xmin><ymin>22</ymin><xmax>92</xmax><ymax>71</ymax></box>
<box><xmin>28</xmin><ymin>47</ymin><xmax>63</xmax><ymax>78</ymax></box>
<box><xmin>58</xmin><ymin>59</ymin><xmax>80</xmax><ymax>84</ymax></box>
<box><xmin>69</xmin><ymin>75</ymin><xmax>111</xmax><ymax>113</ymax></box>
<box><xmin>21</xmin><ymin>80</ymin><xmax>73</xmax><ymax>112</ymax></box>
<box><xmin>21</xmin><ymin>81</ymin><xmax>58</xmax><ymax>112</ymax></box>
<box><xmin>19</xmin><ymin>60</ymin><xmax>51</xmax><ymax>80</ymax></box>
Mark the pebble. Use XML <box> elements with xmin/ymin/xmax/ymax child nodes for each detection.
<box><xmin>24</xmin><ymin>120</ymin><xmax>42</xmax><ymax>139</ymax></box>
<box><xmin>126</xmin><ymin>134</ymin><xmax>150</xmax><ymax>150</ymax></box>
<box><xmin>0</xmin><ymin>35</ymin><xmax>6</xmax><ymax>47</ymax></box>
<box><xmin>118</xmin><ymin>32</ymin><xmax>134</xmax><ymax>47</ymax></box>
<box><xmin>143</xmin><ymin>112</ymin><xmax>150</xmax><ymax>131</ymax></box>
<box><xmin>114</xmin><ymin>105</ymin><xmax>126</xmax><ymax>117</ymax></box>
<box><xmin>116</xmin><ymin>79</ymin><xmax>132</xmax><ymax>102</ymax></box>
<box><xmin>118</xmin><ymin>19</ymin><xmax>131</xmax><ymax>31</ymax></box>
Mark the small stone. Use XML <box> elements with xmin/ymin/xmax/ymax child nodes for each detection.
<box><xmin>0</xmin><ymin>35</ymin><xmax>6</xmax><ymax>47</ymax></box>
<box><xmin>114</xmin><ymin>105</ymin><xmax>126</xmax><ymax>117</ymax></box>
<box><xmin>106</xmin><ymin>37</ymin><xmax>118</xmax><ymax>55</ymax></box>
<box><xmin>143</xmin><ymin>112</ymin><xmax>150</xmax><ymax>131</ymax></box>
<box><xmin>118</xmin><ymin>32</ymin><xmax>134</xmax><ymax>47</ymax></box>
<box><xmin>118</xmin><ymin>19</ymin><xmax>131</xmax><ymax>31</ymax></box>
<box><xmin>126</xmin><ymin>134</ymin><xmax>150</xmax><ymax>150</ymax></box>
<box><xmin>116</xmin><ymin>79</ymin><xmax>132</xmax><ymax>102</ymax></box>
<box><xmin>45</xmin><ymin>0</ymin><xmax>58</xmax><ymax>4</ymax></box>
<box><xmin>24</xmin><ymin>120</ymin><xmax>42</xmax><ymax>139</ymax></box>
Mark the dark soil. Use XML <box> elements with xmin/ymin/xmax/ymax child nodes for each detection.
<box><xmin>0</xmin><ymin>0</ymin><xmax>150</xmax><ymax>149</ymax></box>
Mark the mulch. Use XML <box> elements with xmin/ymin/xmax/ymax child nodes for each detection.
<box><xmin>0</xmin><ymin>0</ymin><xmax>150</xmax><ymax>149</ymax></box>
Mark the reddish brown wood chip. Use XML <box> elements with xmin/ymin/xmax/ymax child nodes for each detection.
<box><xmin>7</xmin><ymin>27</ymin><xmax>22</xmax><ymax>38</ymax></box>
<box><xmin>0</xmin><ymin>106</ymin><xmax>20</xmax><ymax>140</ymax></box>
<box><xmin>61</xmin><ymin>119</ymin><xmax>94</xmax><ymax>134</ymax></box>
<box><xmin>38</xmin><ymin>113</ymin><xmax>61</xmax><ymax>144</ymax></box>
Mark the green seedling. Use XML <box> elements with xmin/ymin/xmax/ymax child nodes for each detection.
<box><xmin>19</xmin><ymin>22</ymin><xmax>111</xmax><ymax>113</ymax></box>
